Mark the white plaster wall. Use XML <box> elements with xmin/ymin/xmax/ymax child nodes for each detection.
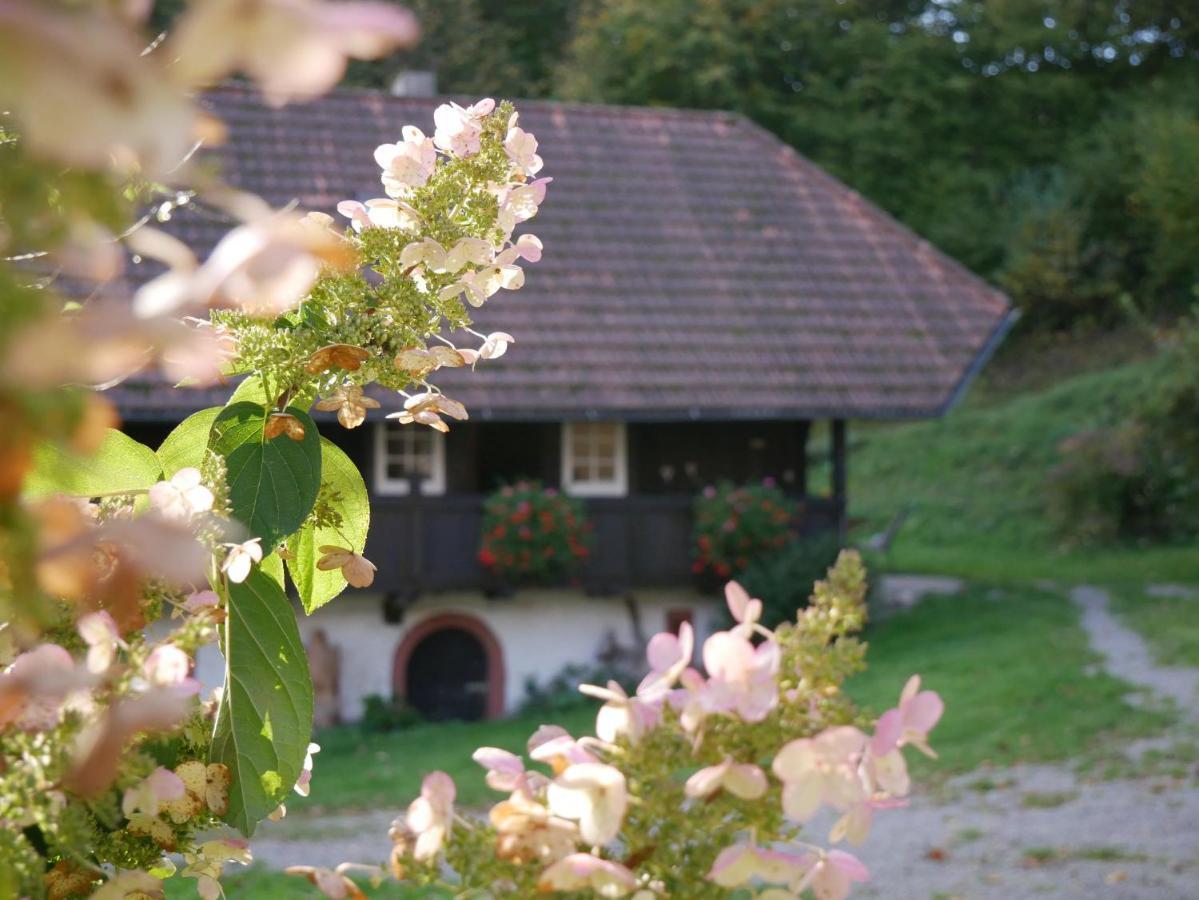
<box><xmin>189</xmin><ymin>588</ymin><xmax>723</xmax><ymax>722</ymax></box>
<box><xmin>298</xmin><ymin>588</ymin><xmax>722</xmax><ymax>721</ymax></box>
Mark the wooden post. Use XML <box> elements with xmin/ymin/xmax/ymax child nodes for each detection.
<box><xmin>408</xmin><ymin>473</ymin><xmax>424</xmax><ymax>588</ymax></box>
<box><xmin>796</xmin><ymin>420</ymin><xmax>810</xmax><ymax>496</ymax></box>
<box><xmin>830</xmin><ymin>419</ymin><xmax>847</xmax><ymax>545</ymax></box>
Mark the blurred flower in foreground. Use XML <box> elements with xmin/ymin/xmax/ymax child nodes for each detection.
<box><xmin>132</xmin><ymin>215</ymin><xmax>356</xmax><ymax>319</ymax></box>
<box><xmin>0</xmin><ymin>1</ymin><xmax>203</xmax><ymax>174</ymax></box>
<box><xmin>167</xmin><ymin>0</ymin><xmax>419</xmax><ymax>106</ymax></box>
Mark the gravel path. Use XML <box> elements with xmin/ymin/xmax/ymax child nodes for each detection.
<box><xmin>1072</xmin><ymin>584</ymin><xmax>1199</xmax><ymax>717</ymax></box>
<box><xmin>252</xmin><ymin>584</ymin><xmax>1199</xmax><ymax>898</ymax></box>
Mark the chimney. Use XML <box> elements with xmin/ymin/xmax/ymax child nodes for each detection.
<box><xmin>390</xmin><ymin>70</ymin><xmax>437</xmax><ymax>97</ymax></box>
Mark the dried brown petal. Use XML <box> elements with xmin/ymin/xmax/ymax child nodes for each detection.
<box><xmin>285</xmin><ymin>867</ymin><xmax>366</xmax><ymax>900</ymax></box>
<box><xmin>205</xmin><ymin>762</ymin><xmax>231</xmax><ymax>815</ymax></box>
<box><xmin>394</xmin><ymin>347</ymin><xmax>436</xmax><ymax>376</ymax></box>
<box><xmin>429</xmin><ymin>346</ymin><xmax>466</xmax><ymax>368</ymax></box>
<box><xmin>434</xmin><ymin>396</ymin><xmax>468</xmax><ymax>421</ymax></box>
<box><xmin>316</xmin><ymin>545</ymin><xmax>376</xmax><ymax>587</ymax></box>
<box><xmin>175</xmin><ymin>759</ymin><xmax>207</xmax><ymax>796</ymax></box>
<box><xmin>265</xmin><ymin>413</ymin><xmax>306</xmax><ymax>441</ymax></box>
<box><xmin>45</xmin><ymin>860</ymin><xmax>96</xmax><ymax>900</ymax></box>
<box><xmin>128</xmin><ymin>815</ymin><xmax>177</xmax><ymax>851</ymax></box>
<box><xmin>306</xmin><ymin>344</ymin><xmax>371</xmax><ymax>374</ymax></box>
<box><xmin>342</xmin><ymin>553</ymin><xmax>376</xmax><ymax>588</ymax></box>
<box><xmin>0</xmin><ymin>434</ymin><xmax>32</xmax><ymax>502</ymax></box>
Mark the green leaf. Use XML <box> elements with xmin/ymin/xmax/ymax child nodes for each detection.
<box><xmin>261</xmin><ymin>552</ymin><xmax>285</xmax><ymax>590</ymax></box>
<box><xmin>210</xmin><ymin>569</ymin><xmax>313</xmax><ymax>836</ymax></box>
<box><xmin>287</xmin><ymin>438</ymin><xmax>370</xmax><ymax>614</ymax></box>
<box><xmin>227</xmin><ymin>375</ymin><xmax>270</xmax><ymax>407</ymax></box>
<box><xmin>24</xmin><ymin>429</ymin><xmax>161</xmax><ymax>499</ymax></box>
<box><xmin>228</xmin><ymin>375</ymin><xmax>316</xmax><ymax>411</ymax></box>
<box><xmin>208</xmin><ymin>402</ymin><xmax>321</xmax><ymax>554</ymax></box>
<box><xmin>157</xmin><ymin>407</ymin><xmax>221</xmax><ymax>478</ymax></box>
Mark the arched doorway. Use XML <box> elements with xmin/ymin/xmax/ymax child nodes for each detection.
<box><xmin>393</xmin><ymin>614</ymin><xmax>505</xmax><ymax>721</ymax></box>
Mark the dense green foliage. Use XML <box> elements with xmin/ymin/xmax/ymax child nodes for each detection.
<box><xmin>359</xmin><ymin>693</ymin><xmax>425</xmax><ymax>734</ymax></box>
<box><xmin>1044</xmin><ymin>319</ymin><xmax>1199</xmax><ymax>544</ymax></box>
<box><xmin>738</xmin><ymin>533</ymin><xmax>841</xmax><ymax>628</ymax></box>
<box><xmin>838</xmin><ymin>341</ymin><xmax>1199</xmax><ymax>582</ymax></box>
<box><xmin>555</xmin><ymin>0</ymin><xmax>1199</xmax><ymax>327</ymax></box>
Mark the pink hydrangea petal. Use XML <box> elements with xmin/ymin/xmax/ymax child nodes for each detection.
<box><xmin>646</xmin><ymin>631</ymin><xmax>682</xmax><ymax>672</ymax></box>
<box><xmin>146</xmin><ymin>767</ymin><xmax>185</xmax><ymax>802</ymax></box>
<box><xmin>870</xmin><ymin>708</ymin><xmax>902</xmax><ymax>757</ymax></box>
<box><xmin>724</xmin><ymin>581</ymin><xmax>751</xmax><ymax>621</ymax></box>
<box><xmin>472</xmin><ymin>747</ymin><xmax>523</xmax><ymax>775</ymax></box>
<box><xmin>903</xmin><ymin>691</ymin><xmax>944</xmax><ymax>734</ymax></box>
<box><xmin>828</xmin><ymin>849</ymin><xmax>871</xmax><ymax>882</ymax></box>
<box><xmin>422</xmin><ymin>771</ymin><xmax>455</xmax><ymax>806</ymax></box>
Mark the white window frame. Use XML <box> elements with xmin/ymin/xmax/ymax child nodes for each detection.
<box><xmin>560</xmin><ymin>421</ymin><xmax>628</xmax><ymax>497</ymax></box>
<box><xmin>373</xmin><ymin>422</ymin><xmax>446</xmax><ymax>496</ymax></box>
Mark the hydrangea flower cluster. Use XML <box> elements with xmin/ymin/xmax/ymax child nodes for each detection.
<box><xmin>134</xmin><ymin>94</ymin><xmax>546</xmax><ymax>440</ymax></box>
<box><xmin>0</xmin><ymin>2</ymin><xmax>549</xmax><ymax>893</ymax></box>
<box><xmin>306</xmin><ymin>552</ymin><xmax>942</xmax><ymax>898</ymax></box>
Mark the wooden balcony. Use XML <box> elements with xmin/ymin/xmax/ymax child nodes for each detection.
<box><xmin>364</xmin><ymin>492</ymin><xmax>842</xmax><ymax>597</ymax></box>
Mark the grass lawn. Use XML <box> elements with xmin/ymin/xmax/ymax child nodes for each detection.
<box><xmin>290</xmin><ymin>704</ymin><xmax>596</xmax><ymax>816</ymax></box>
<box><xmin>1109</xmin><ymin>587</ymin><xmax>1199</xmax><ymax>668</ymax></box>
<box><xmin>164</xmin><ymin>867</ymin><xmax>447</xmax><ymax>899</ymax></box>
<box><xmin>287</xmin><ymin>583</ymin><xmax>1169</xmax><ymax>822</ymax></box>
<box><xmin>821</xmin><ymin>355</ymin><xmax>1199</xmax><ymax>585</ymax></box>
<box><xmin>847</xmin><ymin>584</ymin><xmax>1170</xmax><ymax>777</ymax></box>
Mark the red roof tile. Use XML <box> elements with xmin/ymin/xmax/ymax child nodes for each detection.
<box><xmin>109</xmin><ymin>84</ymin><xmax>1012</xmax><ymax>422</ymax></box>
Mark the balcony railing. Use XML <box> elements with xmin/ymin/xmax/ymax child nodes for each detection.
<box><xmin>364</xmin><ymin>492</ymin><xmax>842</xmax><ymax>597</ymax></box>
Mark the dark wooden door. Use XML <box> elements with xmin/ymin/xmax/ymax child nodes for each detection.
<box><xmin>404</xmin><ymin>628</ymin><xmax>488</xmax><ymax>721</ymax></box>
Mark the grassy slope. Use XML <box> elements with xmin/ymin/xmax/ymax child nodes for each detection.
<box><xmin>841</xmin><ymin>356</ymin><xmax>1199</xmax><ymax>584</ymax></box>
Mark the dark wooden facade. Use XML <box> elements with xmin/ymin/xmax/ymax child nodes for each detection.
<box><xmin>366</xmin><ymin>491</ymin><xmax>841</xmax><ymax>597</ymax></box>
<box><xmin>125</xmin><ymin>417</ymin><xmax>847</xmax><ymax>598</ymax></box>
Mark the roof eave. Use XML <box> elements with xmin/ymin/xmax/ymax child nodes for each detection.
<box><xmin>115</xmin><ymin>402</ymin><xmax>950</xmax><ymax>425</ymax></box>
<box><xmin>935</xmin><ymin>307</ymin><xmax>1021</xmax><ymax>417</ymax></box>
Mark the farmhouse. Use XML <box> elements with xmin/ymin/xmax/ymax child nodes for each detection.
<box><xmin>111</xmin><ymin>85</ymin><xmax>1013</xmax><ymax>724</ymax></box>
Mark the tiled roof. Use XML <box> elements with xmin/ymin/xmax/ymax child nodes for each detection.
<box><xmin>109</xmin><ymin>84</ymin><xmax>1012</xmax><ymax>422</ymax></box>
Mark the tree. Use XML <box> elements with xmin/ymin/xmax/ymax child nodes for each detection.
<box><xmin>556</xmin><ymin>0</ymin><xmax>1199</xmax><ymax>321</ymax></box>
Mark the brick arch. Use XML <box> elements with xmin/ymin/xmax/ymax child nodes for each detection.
<box><xmin>392</xmin><ymin>613</ymin><xmax>506</xmax><ymax>720</ymax></box>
